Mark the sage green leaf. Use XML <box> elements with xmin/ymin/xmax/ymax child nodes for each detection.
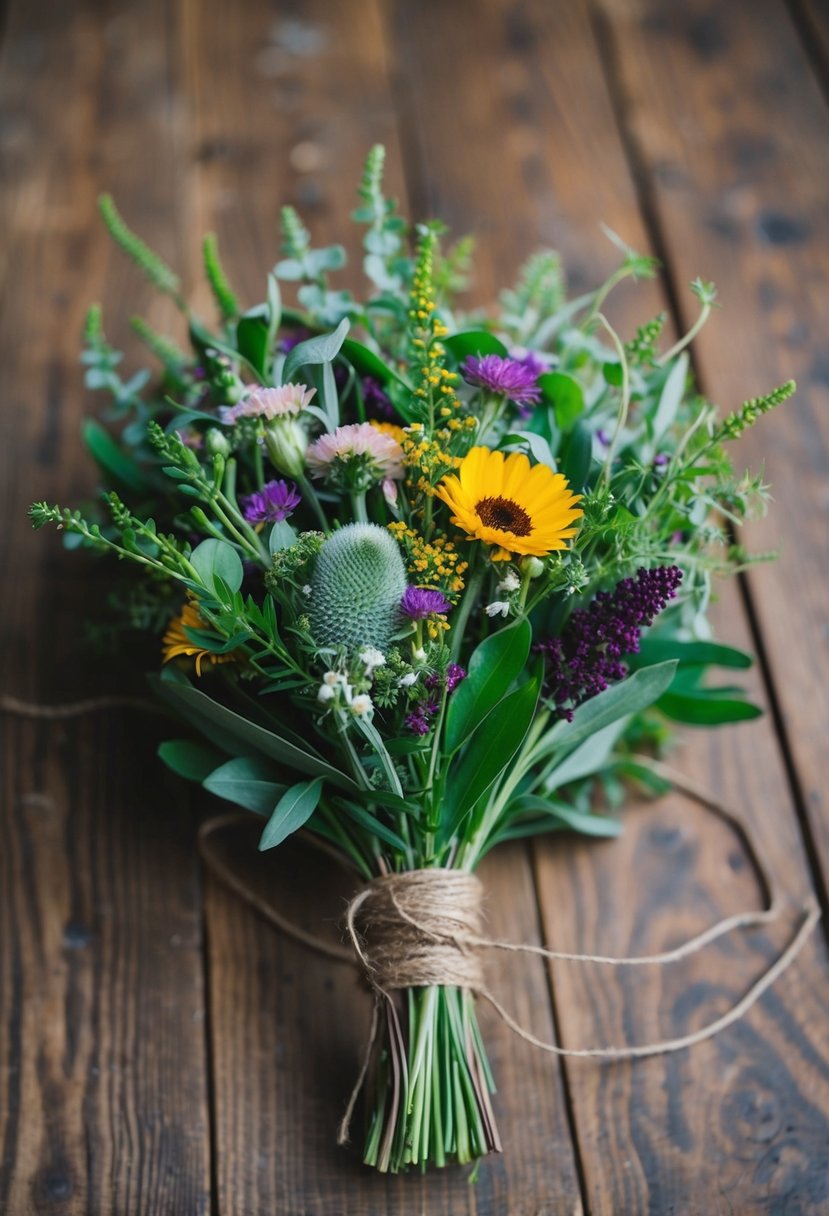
<box><xmin>445</xmin><ymin>617</ymin><xmax>532</xmax><ymax>754</ymax></box>
<box><xmin>632</xmin><ymin>637</ymin><xmax>753</xmax><ymax>671</ymax></box>
<box><xmin>189</xmin><ymin>538</ymin><xmax>243</xmax><ymax>595</ymax></box>
<box><xmin>282</xmin><ymin>317</ymin><xmax>350</xmax><ymax>383</ymax></box>
<box><xmin>158</xmin><ymin>738</ymin><xmax>224</xmax><ymax>782</ymax></box>
<box><xmin>444</xmin><ymin>670</ymin><xmax>540</xmax><ymax>831</ymax></box>
<box><xmin>542</xmin><ymin>717</ymin><xmax>630</xmax><ymax>790</ymax></box>
<box><xmin>259</xmin><ymin>778</ymin><xmax>324</xmax><ymax>850</ymax></box>
<box><xmin>657</xmin><ymin>690</ymin><xmax>762</xmax><ymax>725</ymax></box>
<box><xmin>650</xmin><ymin>353</ymin><xmax>688</xmax><ymax>448</ymax></box>
<box><xmin>203</xmin><ymin>756</ymin><xmax>287</xmax><ymax>815</ymax></box>
<box><xmin>546</xmin><ymin>661</ymin><xmax>678</xmax><ymax>754</ymax></box>
<box><xmin>155</xmin><ymin>669</ymin><xmax>356</xmax><ymax>789</ymax></box>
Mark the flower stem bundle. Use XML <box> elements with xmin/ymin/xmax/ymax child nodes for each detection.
<box><xmin>31</xmin><ymin>147</ymin><xmax>793</xmax><ymax>1173</ymax></box>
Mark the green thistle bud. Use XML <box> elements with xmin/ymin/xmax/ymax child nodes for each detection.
<box><xmin>309</xmin><ymin>524</ymin><xmax>407</xmax><ymax>654</ymax></box>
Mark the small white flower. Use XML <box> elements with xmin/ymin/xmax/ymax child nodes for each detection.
<box><xmin>301</xmin><ymin>584</ymin><xmax>312</xmax><ymax>596</ymax></box>
<box><xmin>359</xmin><ymin>646</ymin><xmax>386</xmax><ymax>676</ymax></box>
<box><xmin>398</xmin><ymin>671</ymin><xmax>419</xmax><ymax>688</ymax></box>
<box><xmin>412</xmin><ymin>647</ymin><xmax>427</xmax><ymax>662</ymax></box>
<box><xmin>497</xmin><ymin>569</ymin><xmax>521</xmax><ymax>593</ymax></box>
<box><xmin>350</xmin><ymin>694</ymin><xmax>373</xmax><ymax>717</ymax></box>
<box><xmin>317</xmin><ymin>684</ymin><xmax>336</xmax><ymax>703</ymax></box>
<box><xmin>322</xmin><ymin>671</ymin><xmax>342</xmax><ymax>687</ymax></box>
<box><xmin>485</xmin><ymin>600</ymin><xmax>511</xmax><ymax>618</ymax></box>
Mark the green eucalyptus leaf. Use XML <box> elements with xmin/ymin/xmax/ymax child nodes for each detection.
<box><xmin>445</xmin><ymin>618</ymin><xmax>532</xmax><ymax>753</ymax></box>
<box><xmin>259</xmin><ymin>778</ymin><xmax>324</xmax><ymax>850</ymax></box>
<box><xmin>190</xmin><ymin>538</ymin><xmax>244</xmax><ymax>595</ymax></box>
<box><xmin>282</xmin><ymin>317</ymin><xmax>350</xmax><ymax>383</ymax></box>
<box><xmin>269</xmin><ymin>520</ymin><xmax>297</xmax><ymax>554</ymax></box>
<box><xmin>155</xmin><ymin>669</ymin><xmax>356</xmax><ymax>789</ymax></box>
<box><xmin>543</xmin><ymin>717</ymin><xmax>630</xmax><ymax>790</ymax></box>
<box><xmin>203</xmin><ymin>756</ymin><xmax>286</xmax><ymax>815</ymax></box>
<box><xmin>158</xmin><ymin>738</ymin><xmax>224</xmax><ymax>782</ymax></box>
<box><xmin>650</xmin><ymin>353</ymin><xmax>688</xmax><ymax>449</ymax></box>
<box><xmin>546</xmin><ymin>661</ymin><xmax>678</xmax><ymax>753</ymax></box>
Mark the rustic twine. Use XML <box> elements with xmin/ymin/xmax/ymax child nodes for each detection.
<box><xmin>6</xmin><ymin>696</ymin><xmax>821</xmax><ymax>1144</ymax></box>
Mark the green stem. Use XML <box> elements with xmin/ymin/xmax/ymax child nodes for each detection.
<box><xmin>449</xmin><ymin>559</ymin><xmax>486</xmax><ymax>663</ymax></box>
<box><xmin>297</xmin><ymin>473</ymin><xmax>329</xmax><ymax>531</ymax></box>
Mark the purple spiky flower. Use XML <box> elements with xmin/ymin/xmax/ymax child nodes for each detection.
<box><xmin>241</xmin><ymin>479</ymin><xmax>301</xmax><ymax>524</ymax></box>
<box><xmin>461</xmin><ymin>353</ymin><xmax>542</xmax><ymax>408</ymax></box>
<box><xmin>535</xmin><ymin>566</ymin><xmax>683</xmax><ymax>720</ymax></box>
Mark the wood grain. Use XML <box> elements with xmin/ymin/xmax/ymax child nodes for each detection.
<box><xmin>591</xmin><ymin>0</ymin><xmax>829</xmax><ymax>897</ymax></box>
<box><xmin>384</xmin><ymin>0</ymin><xmax>829</xmax><ymax>1210</ymax></box>
<box><xmin>0</xmin><ymin>1</ymin><xmax>210</xmax><ymax>1212</ymax></box>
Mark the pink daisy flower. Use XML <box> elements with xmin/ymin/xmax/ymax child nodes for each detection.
<box><xmin>306</xmin><ymin>422</ymin><xmax>404</xmax><ymax>481</ymax></box>
<box><xmin>224</xmin><ymin>383</ymin><xmax>316</xmax><ymax>423</ymax></box>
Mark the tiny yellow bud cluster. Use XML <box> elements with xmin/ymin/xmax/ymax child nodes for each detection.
<box><xmin>388</xmin><ymin>521</ymin><xmax>469</xmax><ymax>599</ymax></box>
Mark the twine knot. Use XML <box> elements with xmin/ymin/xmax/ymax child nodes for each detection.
<box><xmin>347</xmin><ymin>869</ymin><xmax>486</xmax><ymax>992</ymax></box>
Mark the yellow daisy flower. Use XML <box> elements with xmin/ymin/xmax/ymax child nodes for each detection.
<box><xmin>435</xmin><ymin>446</ymin><xmax>583</xmax><ymax>561</ymax></box>
<box><xmin>162</xmin><ymin>602</ymin><xmax>236</xmax><ymax>677</ymax></box>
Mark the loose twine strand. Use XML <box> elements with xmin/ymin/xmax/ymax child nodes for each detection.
<box><xmin>5</xmin><ymin>696</ymin><xmax>821</xmax><ymax>1143</ymax></box>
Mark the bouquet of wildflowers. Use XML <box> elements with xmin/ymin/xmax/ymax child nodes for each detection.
<box><xmin>30</xmin><ymin>147</ymin><xmax>793</xmax><ymax>1173</ymax></box>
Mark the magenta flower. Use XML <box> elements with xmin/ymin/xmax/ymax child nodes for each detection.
<box><xmin>241</xmin><ymin>479</ymin><xmax>301</xmax><ymax>524</ymax></box>
<box><xmin>400</xmin><ymin>586</ymin><xmax>452</xmax><ymax>619</ymax></box>
<box><xmin>461</xmin><ymin>354</ymin><xmax>542</xmax><ymax>408</ymax></box>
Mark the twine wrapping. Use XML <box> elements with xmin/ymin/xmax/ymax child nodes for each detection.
<box><xmin>5</xmin><ymin>697</ymin><xmax>821</xmax><ymax>1147</ymax></box>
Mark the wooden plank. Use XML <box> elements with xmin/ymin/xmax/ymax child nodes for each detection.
<box><xmin>591</xmin><ymin>0</ymin><xmax>829</xmax><ymax>892</ymax></box>
<box><xmin>183</xmin><ymin>0</ymin><xmax>584</xmax><ymax>1207</ymax></box>
<box><xmin>385</xmin><ymin>0</ymin><xmax>829</xmax><ymax>1209</ymax></box>
<box><xmin>0</xmin><ymin>1</ymin><xmax>211</xmax><ymax>1211</ymax></box>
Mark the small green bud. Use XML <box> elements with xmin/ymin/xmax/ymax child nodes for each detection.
<box><xmin>521</xmin><ymin>555</ymin><xmax>545</xmax><ymax>579</ymax></box>
<box><xmin>205</xmin><ymin>428</ymin><xmax>230</xmax><ymax>457</ymax></box>
<box><xmin>265</xmin><ymin>420</ymin><xmax>308</xmax><ymax>479</ymax></box>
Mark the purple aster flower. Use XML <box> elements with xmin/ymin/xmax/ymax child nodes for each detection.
<box><xmin>653</xmin><ymin>453</ymin><xmax>671</xmax><ymax>468</ymax></box>
<box><xmin>241</xmin><ymin>479</ymin><xmax>301</xmax><ymax>524</ymax></box>
<box><xmin>400</xmin><ymin>586</ymin><xmax>452</xmax><ymax>620</ymax></box>
<box><xmin>535</xmin><ymin>566</ymin><xmax>683</xmax><ymax>721</ymax></box>
<box><xmin>278</xmin><ymin>327</ymin><xmax>312</xmax><ymax>354</ymax></box>
<box><xmin>461</xmin><ymin>354</ymin><xmax>542</xmax><ymax>408</ymax></box>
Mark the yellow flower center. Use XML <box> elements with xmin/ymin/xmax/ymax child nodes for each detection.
<box><xmin>475</xmin><ymin>495</ymin><xmax>533</xmax><ymax>537</ymax></box>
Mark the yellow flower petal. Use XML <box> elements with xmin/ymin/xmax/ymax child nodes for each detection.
<box><xmin>435</xmin><ymin>445</ymin><xmax>583</xmax><ymax>559</ymax></box>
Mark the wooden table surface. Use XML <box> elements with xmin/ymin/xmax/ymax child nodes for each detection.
<box><xmin>3</xmin><ymin>1</ymin><xmax>829</xmax><ymax>1211</ymax></box>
